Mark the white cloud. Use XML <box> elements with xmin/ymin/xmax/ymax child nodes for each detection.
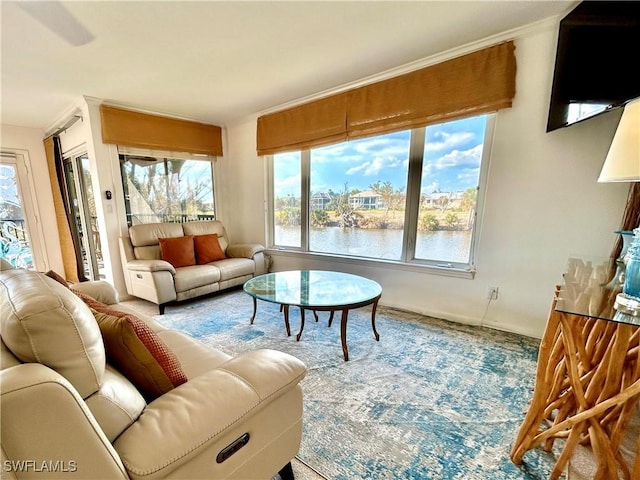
<box><xmin>430</xmin><ymin>144</ymin><xmax>483</xmax><ymax>171</ymax></box>
<box><xmin>457</xmin><ymin>168</ymin><xmax>480</xmax><ymax>183</ymax></box>
<box><xmin>425</xmin><ymin>131</ymin><xmax>475</xmax><ymax>153</ymax></box>
<box><xmin>274</xmin><ymin>173</ymin><xmax>301</xmax><ymax>196</ymax></box>
<box><xmin>313</xmin><ymin>134</ymin><xmax>409</xmax><ymax>165</ymax></box>
<box><xmin>421</xmin><ymin>181</ymin><xmax>440</xmax><ymax>193</ymax></box>
<box><xmin>346</xmin><ymin>155</ymin><xmax>403</xmax><ymax>176</ymax></box>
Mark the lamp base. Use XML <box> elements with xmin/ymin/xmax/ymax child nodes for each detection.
<box><xmin>614</xmin><ymin>292</ymin><xmax>640</xmax><ymax>316</ymax></box>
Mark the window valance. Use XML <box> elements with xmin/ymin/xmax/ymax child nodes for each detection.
<box><xmin>100</xmin><ymin>105</ymin><xmax>223</xmax><ymax>156</ymax></box>
<box><xmin>257</xmin><ymin>41</ymin><xmax>516</xmax><ymax>156</ymax></box>
<box><xmin>257</xmin><ymin>93</ymin><xmax>348</xmax><ymax>156</ymax></box>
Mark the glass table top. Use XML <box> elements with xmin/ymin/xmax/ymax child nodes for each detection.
<box><xmin>243</xmin><ymin>270</ymin><xmax>382</xmax><ymax>308</ymax></box>
<box><xmin>555</xmin><ymin>257</ymin><xmax>640</xmax><ymax>326</ymax></box>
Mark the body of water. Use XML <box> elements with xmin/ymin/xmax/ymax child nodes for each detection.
<box><xmin>275</xmin><ymin>226</ymin><xmax>471</xmax><ymax>263</ymax></box>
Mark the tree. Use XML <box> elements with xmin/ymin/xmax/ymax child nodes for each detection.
<box><xmin>332</xmin><ymin>183</ymin><xmax>361</xmax><ymax>227</ymax></box>
<box><xmin>444</xmin><ymin>212</ymin><xmax>458</xmax><ymax>227</ymax></box>
<box><xmin>370</xmin><ymin>181</ymin><xmax>405</xmax><ymax>218</ymax></box>
<box><xmin>436</xmin><ymin>194</ymin><xmax>450</xmax><ymax>214</ymax></box>
<box><xmin>461</xmin><ymin>187</ymin><xmax>477</xmax><ymax>212</ymax></box>
<box><xmin>311</xmin><ymin>209</ymin><xmax>329</xmax><ymax>227</ymax></box>
<box><xmin>419</xmin><ymin>214</ymin><xmax>439</xmax><ymax>231</ymax></box>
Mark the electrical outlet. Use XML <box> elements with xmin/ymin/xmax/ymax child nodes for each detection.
<box><xmin>488</xmin><ymin>287</ymin><xmax>499</xmax><ymax>300</ymax></box>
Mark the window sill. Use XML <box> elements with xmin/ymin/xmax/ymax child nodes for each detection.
<box><xmin>264</xmin><ymin>248</ymin><xmax>476</xmax><ymax>279</ymax></box>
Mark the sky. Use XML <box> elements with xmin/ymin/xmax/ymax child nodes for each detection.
<box><xmin>274</xmin><ymin>114</ymin><xmax>488</xmax><ymax>198</ymax></box>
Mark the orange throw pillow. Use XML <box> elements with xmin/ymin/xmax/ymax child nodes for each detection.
<box><xmin>45</xmin><ymin>270</ymin><xmax>69</xmax><ymax>288</ymax></box>
<box><xmin>158</xmin><ymin>235</ymin><xmax>196</xmax><ymax>268</ymax></box>
<box><xmin>193</xmin><ymin>234</ymin><xmax>226</xmax><ymax>264</ymax></box>
<box><xmin>72</xmin><ymin>289</ymin><xmax>188</xmax><ymax>401</ymax></box>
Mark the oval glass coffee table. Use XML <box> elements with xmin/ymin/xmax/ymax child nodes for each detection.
<box><xmin>243</xmin><ymin>270</ymin><xmax>382</xmax><ymax>361</ymax></box>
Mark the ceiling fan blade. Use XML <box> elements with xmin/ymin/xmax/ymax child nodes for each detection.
<box><xmin>18</xmin><ymin>1</ymin><xmax>94</xmax><ymax>46</ymax></box>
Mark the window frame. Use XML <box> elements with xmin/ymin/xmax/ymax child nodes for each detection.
<box><xmin>267</xmin><ymin>114</ymin><xmax>496</xmax><ymax>278</ymax></box>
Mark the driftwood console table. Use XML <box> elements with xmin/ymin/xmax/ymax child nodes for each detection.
<box><xmin>510</xmin><ymin>258</ymin><xmax>640</xmax><ymax>480</ymax></box>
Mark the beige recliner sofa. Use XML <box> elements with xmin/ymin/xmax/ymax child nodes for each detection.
<box><xmin>0</xmin><ymin>266</ymin><xmax>306</xmax><ymax>480</ymax></box>
<box><xmin>120</xmin><ymin>220</ymin><xmax>266</xmax><ymax>314</ymax></box>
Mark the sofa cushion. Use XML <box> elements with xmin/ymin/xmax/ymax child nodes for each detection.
<box><xmin>85</xmin><ymin>364</ymin><xmax>147</xmax><ymax>442</ymax></box>
<box><xmin>0</xmin><ymin>269</ymin><xmax>105</xmax><ymax>398</ymax></box>
<box><xmin>130</xmin><ymin>222</ymin><xmax>184</xmax><ymax>247</ymax></box>
<box><xmin>182</xmin><ymin>220</ymin><xmax>229</xmax><ymax>251</ymax></box>
<box><xmin>173</xmin><ymin>265</ymin><xmax>221</xmax><ymax>292</ymax></box>
<box><xmin>215</xmin><ymin>258</ymin><xmax>256</xmax><ymax>281</ymax></box>
<box><xmin>130</xmin><ymin>223</ymin><xmax>184</xmax><ymax>262</ymax></box>
<box><xmin>194</xmin><ymin>234</ymin><xmax>226</xmax><ymax>264</ymax></box>
<box><xmin>159</xmin><ymin>235</ymin><xmax>196</xmax><ymax>268</ymax></box>
<box><xmin>156</xmin><ymin>329</ymin><xmax>232</xmax><ymax>379</ymax></box>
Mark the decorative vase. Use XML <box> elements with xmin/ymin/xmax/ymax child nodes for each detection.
<box><xmin>623</xmin><ymin>227</ymin><xmax>640</xmax><ymax>299</ymax></box>
<box><xmin>603</xmin><ymin>230</ymin><xmax>634</xmax><ymax>289</ymax></box>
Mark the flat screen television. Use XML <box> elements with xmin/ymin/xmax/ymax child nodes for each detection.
<box><xmin>546</xmin><ymin>1</ymin><xmax>640</xmax><ymax>132</ymax></box>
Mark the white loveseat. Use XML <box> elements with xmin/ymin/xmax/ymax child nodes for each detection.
<box><xmin>0</xmin><ymin>266</ymin><xmax>306</xmax><ymax>479</ymax></box>
<box><xmin>120</xmin><ymin>220</ymin><xmax>267</xmax><ymax>314</ymax></box>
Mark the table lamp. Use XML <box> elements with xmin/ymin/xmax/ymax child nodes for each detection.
<box><xmin>597</xmin><ymin>97</ymin><xmax>640</xmax><ymax>314</ymax></box>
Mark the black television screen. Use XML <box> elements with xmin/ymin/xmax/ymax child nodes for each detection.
<box><xmin>546</xmin><ymin>1</ymin><xmax>640</xmax><ymax>132</ymax></box>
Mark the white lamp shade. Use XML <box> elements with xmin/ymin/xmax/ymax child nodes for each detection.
<box><xmin>598</xmin><ymin>97</ymin><xmax>640</xmax><ymax>183</ymax></box>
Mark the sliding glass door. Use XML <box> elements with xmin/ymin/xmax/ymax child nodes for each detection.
<box><xmin>63</xmin><ymin>153</ymin><xmax>103</xmax><ymax>280</ymax></box>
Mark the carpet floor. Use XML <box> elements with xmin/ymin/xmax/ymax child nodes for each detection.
<box><xmin>123</xmin><ymin>289</ymin><xmax>569</xmax><ymax>479</ymax></box>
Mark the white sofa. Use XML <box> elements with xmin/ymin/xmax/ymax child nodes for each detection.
<box><xmin>0</xmin><ymin>266</ymin><xmax>306</xmax><ymax>479</ymax></box>
<box><xmin>120</xmin><ymin>220</ymin><xmax>267</xmax><ymax>314</ymax></box>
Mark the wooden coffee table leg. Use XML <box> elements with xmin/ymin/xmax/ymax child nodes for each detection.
<box><xmin>371</xmin><ymin>299</ymin><xmax>380</xmax><ymax>341</ymax></box>
<box><xmin>328</xmin><ymin>311</ymin><xmax>335</xmax><ymax>327</ymax></box>
<box><xmin>296</xmin><ymin>308</ymin><xmax>306</xmax><ymax>341</ymax></box>
<box><xmin>341</xmin><ymin>309</ymin><xmax>350</xmax><ymax>361</ymax></box>
<box><xmin>282</xmin><ymin>304</ymin><xmax>291</xmax><ymax>337</ymax></box>
<box><xmin>250</xmin><ymin>297</ymin><xmax>257</xmax><ymax>324</ymax></box>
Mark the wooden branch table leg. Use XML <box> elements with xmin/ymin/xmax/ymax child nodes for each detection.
<box><xmin>511</xmin><ymin>293</ymin><xmax>640</xmax><ymax>480</ymax></box>
<box><xmin>510</xmin><ymin>298</ymin><xmax>563</xmax><ymax>464</ymax></box>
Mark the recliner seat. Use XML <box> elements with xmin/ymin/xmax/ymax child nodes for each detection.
<box><xmin>0</xmin><ymin>266</ymin><xmax>305</xmax><ymax>480</ymax></box>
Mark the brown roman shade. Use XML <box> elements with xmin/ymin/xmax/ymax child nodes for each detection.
<box><xmin>257</xmin><ymin>41</ymin><xmax>516</xmax><ymax>156</ymax></box>
<box><xmin>257</xmin><ymin>93</ymin><xmax>348</xmax><ymax>156</ymax></box>
<box><xmin>348</xmin><ymin>42</ymin><xmax>516</xmax><ymax>139</ymax></box>
<box><xmin>100</xmin><ymin>105</ymin><xmax>223</xmax><ymax>156</ymax></box>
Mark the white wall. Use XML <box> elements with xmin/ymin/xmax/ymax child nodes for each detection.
<box><xmin>0</xmin><ymin>124</ymin><xmax>64</xmax><ymax>273</ymax></box>
<box><xmin>221</xmin><ymin>25</ymin><xmax>628</xmax><ymax>338</ymax></box>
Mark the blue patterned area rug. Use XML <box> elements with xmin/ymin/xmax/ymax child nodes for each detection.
<box><xmin>152</xmin><ymin>288</ymin><xmax>558</xmax><ymax>480</ymax></box>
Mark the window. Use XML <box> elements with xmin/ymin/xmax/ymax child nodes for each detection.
<box><xmin>119</xmin><ymin>149</ymin><xmax>216</xmax><ymax>226</ymax></box>
<box><xmin>269</xmin><ymin>114</ymin><xmax>493</xmax><ymax>271</ymax></box>
<box><xmin>272</xmin><ymin>151</ymin><xmax>302</xmax><ymax>248</ymax></box>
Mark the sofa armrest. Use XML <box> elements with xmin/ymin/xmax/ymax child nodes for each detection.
<box><xmin>71</xmin><ymin>280</ymin><xmax>120</xmax><ymax>305</ymax></box>
<box><xmin>226</xmin><ymin>243</ymin><xmax>264</xmax><ymax>259</ymax></box>
<box><xmin>114</xmin><ymin>349</ymin><xmax>306</xmax><ymax>480</ymax></box>
<box><xmin>1</xmin><ymin>364</ymin><xmax>129</xmax><ymax>479</ymax></box>
<box><xmin>126</xmin><ymin>259</ymin><xmax>176</xmax><ymax>275</ymax></box>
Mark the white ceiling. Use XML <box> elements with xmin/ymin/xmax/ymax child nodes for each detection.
<box><xmin>1</xmin><ymin>1</ymin><xmax>576</xmax><ymax>131</ymax></box>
